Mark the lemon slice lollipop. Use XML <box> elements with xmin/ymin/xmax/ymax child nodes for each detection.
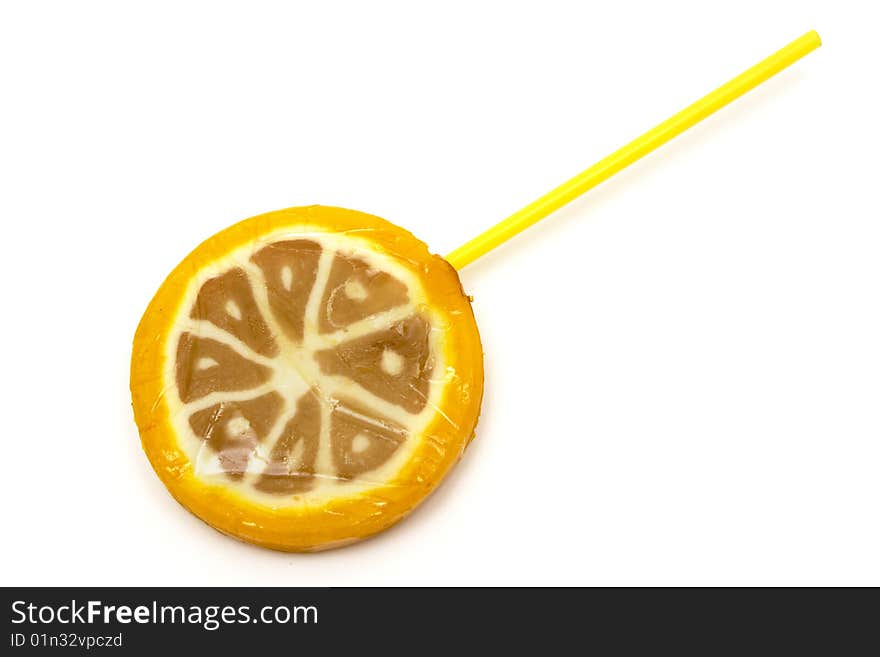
<box><xmin>131</xmin><ymin>32</ymin><xmax>819</xmax><ymax>551</ymax></box>
<box><xmin>132</xmin><ymin>207</ymin><xmax>482</xmax><ymax>551</ymax></box>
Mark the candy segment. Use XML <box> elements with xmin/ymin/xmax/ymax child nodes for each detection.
<box><xmin>330</xmin><ymin>399</ymin><xmax>408</xmax><ymax>480</ymax></box>
<box><xmin>188</xmin><ymin>392</ymin><xmax>284</xmax><ymax>479</ymax></box>
<box><xmin>175</xmin><ymin>333</ymin><xmax>273</xmax><ymax>403</ymax></box>
<box><xmin>318</xmin><ymin>254</ymin><xmax>409</xmax><ymax>333</ymax></box>
<box><xmin>191</xmin><ymin>268</ymin><xmax>278</xmax><ymax>357</ymax></box>
<box><xmin>254</xmin><ymin>392</ymin><xmax>322</xmax><ymax>494</ymax></box>
<box><xmin>316</xmin><ymin>315</ymin><xmax>433</xmax><ymax>414</ymax></box>
<box><xmin>251</xmin><ymin>240</ymin><xmax>322</xmax><ymax>343</ymax></box>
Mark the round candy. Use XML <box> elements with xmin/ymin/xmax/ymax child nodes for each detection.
<box><xmin>131</xmin><ymin>206</ymin><xmax>483</xmax><ymax>551</ymax></box>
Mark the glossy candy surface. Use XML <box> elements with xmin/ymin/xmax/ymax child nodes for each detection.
<box><xmin>131</xmin><ymin>206</ymin><xmax>483</xmax><ymax>551</ymax></box>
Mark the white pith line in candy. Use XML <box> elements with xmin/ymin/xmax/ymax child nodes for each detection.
<box><xmin>240</xmin><ymin>403</ymin><xmax>297</xmax><ymax>484</ymax></box>
<box><xmin>321</xmin><ymin>374</ymin><xmax>416</xmax><ymax>428</ymax></box>
<box><xmin>177</xmin><ymin>319</ymin><xmax>278</xmax><ymax>370</ymax></box>
<box><xmin>178</xmin><ymin>242</ymin><xmax>431</xmax><ymax>488</ymax></box>
<box><xmin>307</xmin><ymin>305</ymin><xmax>415</xmax><ymax>350</ymax></box>
<box><xmin>240</xmin><ymin>259</ymin><xmax>289</xmax><ymax>354</ymax></box>
<box><xmin>332</xmin><ymin>401</ymin><xmax>409</xmax><ymax>439</ymax></box>
<box><xmin>314</xmin><ymin>396</ymin><xmax>334</xmax><ymax>482</ymax></box>
<box><xmin>303</xmin><ymin>247</ymin><xmax>334</xmax><ymax>339</ymax></box>
<box><xmin>184</xmin><ymin>383</ymin><xmax>279</xmax><ymax>415</ymax></box>
<box><xmin>237</xmin><ymin>259</ymin><xmax>322</xmax><ymax>464</ymax></box>
<box><xmin>308</xmin><ymin>251</ymin><xmax>339</xmax><ymax>478</ymax></box>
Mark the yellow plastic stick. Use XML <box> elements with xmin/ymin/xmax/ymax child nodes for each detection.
<box><xmin>446</xmin><ymin>30</ymin><xmax>821</xmax><ymax>270</ymax></box>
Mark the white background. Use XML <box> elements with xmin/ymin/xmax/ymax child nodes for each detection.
<box><xmin>2</xmin><ymin>1</ymin><xmax>878</xmax><ymax>586</ymax></box>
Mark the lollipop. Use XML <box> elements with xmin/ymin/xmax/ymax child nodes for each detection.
<box><xmin>131</xmin><ymin>32</ymin><xmax>820</xmax><ymax>551</ymax></box>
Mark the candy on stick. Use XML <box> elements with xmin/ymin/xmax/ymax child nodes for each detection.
<box><xmin>131</xmin><ymin>31</ymin><xmax>821</xmax><ymax>551</ymax></box>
